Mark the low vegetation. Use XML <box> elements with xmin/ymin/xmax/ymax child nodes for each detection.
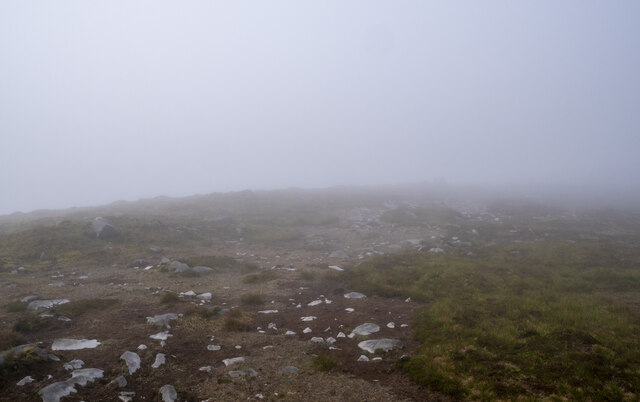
<box><xmin>239</xmin><ymin>293</ymin><xmax>263</xmax><ymax>306</ymax></box>
<box><xmin>347</xmin><ymin>242</ymin><xmax>640</xmax><ymax>399</ymax></box>
<box><xmin>311</xmin><ymin>353</ymin><xmax>339</xmax><ymax>372</ymax></box>
<box><xmin>53</xmin><ymin>298</ymin><xmax>118</xmax><ymax>317</ymax></box>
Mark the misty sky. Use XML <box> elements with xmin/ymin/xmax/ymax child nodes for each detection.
<box><xmin>1</xmin><ymin>1</ymin><xmax>639</xmax><ymax>214</ymax></box>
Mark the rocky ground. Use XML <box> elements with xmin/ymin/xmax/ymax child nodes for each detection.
<box><xmin>0</xmin><ymin>190</ymin><xmax>459</xmax><ymax>401</ymax></box>
<box><xmin>3</xmin><ymin>188</ymin><xmax>637</xmax><ymax>401</ymax></box>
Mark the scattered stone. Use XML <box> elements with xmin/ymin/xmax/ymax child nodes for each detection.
<box><xmin>112</xmin><ymin>376</ymin><xmax>127</xmax><ymax>388</ymax></box>
<box><xmin>358</xmin><ymin>339</ymin><xmax>403</xmax><ymax>354</ymax></box>
<box><xmin>350</xmin><ymin>323</ymin><xmax>380</xmax><ymax>337</ymax></box>
<box><xmin>21</xmin><ymin>295</ymin><xmax>37</xmax><ymax>302</ymax></box>
<box><xmin>63</xmin><ymin>359</ymin><xmax>84</xmax><ymax>370</ymax></box>
<box><xmin>345</xmin><ymin>308</ymin><xmax>355</xmax><ymax>313</ymax></box>
<box><xmin>199</xmin><ymin>366</ymin><xmax>213</xmax><ymax>372</ymax></box>
<box><xmin>344</xmin><ymin>292</ymin><xmax>366</xmax><ymax>299</ymax></box>
<box><xmin>147</xmin><ymin>313</ymin><xmax>179</xmax><ymax>328</ymax></box>
<box><xmin>223</xmin><ymin>357</ymin><xmax>245</xmax><ymax>366</ymax></box>
<box><xmin>28</xmin><ymin>299</ymin><xmax>69</xmax><ymax>310</ymax></box>
<box><xmin>160</xmin><ymin>257</ymin><xmax>171</xmax><ymax>264</ymax></box>
<box><xmin>193</xmin><ymin>266</ymin><xmax>214</xmax><ymax>273</ymax></box>
<box><xmin>307</xmin><ymin>300</ymin><xmax>322</xmax><ymax>306</ymax></box>
<box><xmin>256</xmin><ymin>393</ymin><xmax>264</xmax><ymax>399</ymax></box>
<box><xmin>258</xmin><ymin>309</ymin><xmax>278</xmax><ymax>314</ymax></box>
<box><xmin>152</xmin><ymin>353</ymin><xmax>166</xmax><ymax>368</ymax></box>
<box><xmin>92</xmin><ymin>217</ymin><xmax>120</xmax><ymax>239</ymax></box>
<box><xmin>329</xmin><ymin>250</ymin><xmax>349</xmax><ymax>259</ymax></box>
<box><xmin>405</xmin><ymin>297</ymin><xmax>411</xmax><ymax>303</ymax></box>
<box><xmin>149</xmin><ymin>246</ymin><xmax>164</xmax><ymax>253</ymax></box>
<box><xmin>57</xmin><ymin>316</ymin><xmax>71</xmax><ymax>322</ymax></box>
<box><xmin>180</xmin><ymin>290</ymin><xmax>196</xmax><ymax>297</ymax></box>
<box><xmin>119</xmin><ymin>391</ymin><xmax>135</xmax><ymax>402</ymax></box>
<box><xmin>196</xmin><ymin>292</ymin><xmax>212</xmax><ymax>301</ymax></box>
<box><xmin>327</xmin><ymin>265</ymin><xmax>344</xmax><ymax>271</ymax></box>
<box><xmin>357</xmin><ymin>355</ymin><xmax>370</xmax><ymax>362</ymax></box>
<box><xmin>159</xmin><ymin>384</ymin><xmax>178</xmax><ymax>402</ymax></box>
<box><xmin>310</xmin><ymin>337</ymin><xmax>324</xmax><ymax>343</ymax></box>
<box><xmin>120</xmin><ymin>351</ymin><xmax>141</xmax><ymax>374</ymax></box>
<box><xmin>282</xmin><ymin>366</ymin><xmax>299</xmax><ymax>374</ymax></box>
<box><xmin>39</xmin><ymin>368</ymin><xmax>103</xmax><ymax>402</ymax></box>
<box><xmin>169</xmin><ymin>261</ymin><xmax>190</xmax><ymax>273</ymax></box>
<box><xmin>429</xmin><ymin>247</ymin><xmax>444</xmax><ymax>253</ymax></box>
<box><xmin>137</xmin><ymin>344</ymin><xmax>147</xmax><ymax>350</ymax></box>
<box><xmin>17</xmin><ymin>376</ymin><xmax>34</xmax><ymax>386</ymax></box>
<box><xmin>285</xmin><ymin>331</ymin><xmax>296</xmax><ymax>335</ymax></box>
<box><xmin>337</xmin><ymin>332</ymin><xmax>346</xmax><ymax>338</ymax></box>
<box><xmin>300</xmin><ymin>316</ymin><xmax>317</xmax><ymax>321</ymax></box>
<box><xmin>303</xmin><ymin>327</ymin><xmax>312</xmax><ymax>334</ymax></box>
<box><xmin>52</xmin><ymin>339</ymin><xmax>100</xmax><ymax>351</ymax></box>
<box><xmin>207</xmin><ymin>345</ymin><xmax>221</xmax><ymax>351</ymax></box>
<box><xmin>267</xmin><ymin>322</ymin><xmax>277</xmax><ymax>330</ymax></box>
<box><xmin>372</xmin><ymin>357</ymin><xmax>383</xmax><ymax>361</ymax></box>
<box><xmin>228</xmin><ymin>368</ymin><xmax>258</xmax><ymax>378</ymax></box>
<box><xmin>326</xmin><ymin>337</ymin><xmax>337</xmax><ymax>344</ymax></box>
<box><xmin>387</xmin><ymin>322</ymin><xmax>396</xmax><ymax>329</ymax></box>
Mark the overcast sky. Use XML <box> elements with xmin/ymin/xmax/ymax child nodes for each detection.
<box><xmin>1</xmin><ymin>1</ymin><xmax>639</xmax><ymax>214</ymax></box>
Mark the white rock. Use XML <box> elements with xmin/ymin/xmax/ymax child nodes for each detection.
<box><xmin>120</xmin><ymin>351</ymin><xmax>141</xmax><ymax>374</ymax></box>
<box><xmin>344</xmin><ymin>292</ymin><xmax>366</xmax><ymax>299</ymax></box>
<box><xmin>307</xmin><ymin>300</ymin><xmax>322</xmax><ymax>306</ymax></box>
<box><xmin>151</xmin><ymin>353</ymin><xmax>166</xmax><ymax>368</ymax></box>
<box><xmin>300</xmin><ymin>316</ymin><xmax>317</xmax><ymax>322</ymax></box>
<box><xmin>328</xmin><ymin>265</ymin><xmax>344</xmax><ymax>271</ymax></box>
<box><xmin>258</xmin><ymin>310</ymin><xmax>278</xmax><ymax>314</ymax></box>
<box><xmin>63</xmin><ymin>360</ymin><xmax>84</xmax><ymax>371</ymax></box>
<box><xmin>52</xmin><ymin>339</ymin><xmax>100</xmax><ymax>351</ymax></box>
<box><xmin>196</xmin><ymin>292</ymin><xmax>212</xmax><ymax>301</ymax></box>
<box><xmin>159</xmin><ymin>384</ymin><xmax>178</xmax><ymax>402</ymax></box>
<box><xmin>350</xmin><ymin>323</ymin><xmax>380</xmax><ymax>337</ymax></box>
<box><xmin>180</xmin><ymin>290</ymin><xmax>196</xmax><ymax>297</ymax></box>
<box><xmin>357</xmin><ymin>339</ymin><xmax>403</xmax><ymax>354</ymax></box>
<box><xmin>17</xmin><ymin>376</ymin><xmax>34</xmax><ymax>386</ymax></box>
<box><xmin>337</xmin><ymin>332</ymin><xmax>346</xmax><ymax>338</ymax></box>
<box><xmin>345</xmin><ymin>308</ymin><xmax>354</xmax><ymax>313</ymax></box>
<box><xmin>387</xmin><ymin>322</ymin><xmax>395</xmax><ymax>329</ymax></box>
<box><xmin>310</xmin><ymin>337</ymin><xmax>324</xmax><ymax>343</ymax></box>
<box><xmin>303</xmin><ymin>327</ymin><xmax>312</xmax><ymax>334</ymax></box>
<box><xmin>285</xmin><ymin>330</ymin><xmax>296</xmax><ymax>335</ymax></box>
<box><xmin>138</xmin><ymin>344</ymin><xmax>147</xmax><ymax>350</ymax></box>
<box><xmin>357</xmin><ymin>355</ymin><xmax>370</xmax><ymax>362</ymax></box>
<box><xmin>150</xmin><ymin>331</ymin><xmax>172</xmax><ymax>341</ymax></box>
<box><xmin>222</xmin><ymin>357</ymin><xmax>245</xmax><ymax>366</ymax></box>
<box><xmin>207</xmin><ymin>345</ymin><xmax>221</xmax><ymax>351</ymax></box>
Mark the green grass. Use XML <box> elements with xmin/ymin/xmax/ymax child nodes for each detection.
<box><xmin>239</xmin><ymin>293</ymin><xmax>264</xmax><ymax>306</ymax></box>
<box><xmin>311</xmin><ymin>353</ymin><xmax>339</xmax><ymax>371</ymax></box>
<box><xmin>53</xmin><ymin>298</ymin><xmax>119</xmax><ymax>317</ymax></box>
<box><xmin>160</xmin><ymin>292</ymin><xmax>179</xmax><ymax>304</ymax></box>
<box><xmin>223</xmin><ymin>309</ymin><xmax>252</xmax><ymax>331</ymax></box>
<box><xmin>13</xmin><ymin>316</ymin><xmax>49</xmax><ymax>334</ymax></box>
<box><xmin>299</xmin><ymin>270</ymin><xmax>315</xmax><ymax>281</ymax></box>
<box><xmin>4</xmin><ymin>302</ymin><xmax>27</xmax><ymax>313</ymax></box>
<box><xmin>242</xmin><ymin>271</ymin><xmax>277</xmax><ymax>284</ymax></box>
<box><xmin>346</xmin><ymin>241</ymin><xmax>640</xmax><ymax>400</ymax></box>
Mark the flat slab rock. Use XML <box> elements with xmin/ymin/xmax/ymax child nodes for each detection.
<box><xmin>120</xmin><ymin>351</ymin><xmax>141</xmax><ymax>374</ymax></box>
<box><xmin>350</xmin><ymin>323</ymin><xmax>380</xmax><ymax>336</ymax></box>
<box><xmin>52</xmin><ymin>339</ymin><xmax>100</xmax><ymax>351</ymax></box>
<box><xmin>358</xmin><ymin>339</ymin><xmax>403</xmax><ymax>354</ymax></box>
<box><xmin>344</xmin><ymin>292</ymin><xmax>366</xmax><ymax>299</ymax></box>
<box><xmin>229</xmin><ymin>368</ymin><xmax>258</xmax><ymax>378</ymax></box>
<box><xmin>39</xmin><ymin>368</ymin><xmax>103</xmax><ymax>402</ymax></box>
<box><xmin>27</xmin><ymin>299</ymin><xmax>69</xmax><ymax>310</ymax></box>
<box><xmin>147</xmin><ymin>313</ymin><xmax>179</xmax><ymax>328</ymax></box>
<box><xmin>159</xmin><ymin>384</ymin><xmax>178</xmax><ymax>402</ymax></box>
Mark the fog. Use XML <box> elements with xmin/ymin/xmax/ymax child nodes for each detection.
<box><xmin>1</xmin><ymin>1</ymin><xmax>639</xmax><ymax>214</ymax></box>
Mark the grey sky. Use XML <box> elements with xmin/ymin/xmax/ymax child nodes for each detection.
<box><xmin>1</xmin><ymin>1</ymin><xmax>639</xmax><ymax>214</ymax></box>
